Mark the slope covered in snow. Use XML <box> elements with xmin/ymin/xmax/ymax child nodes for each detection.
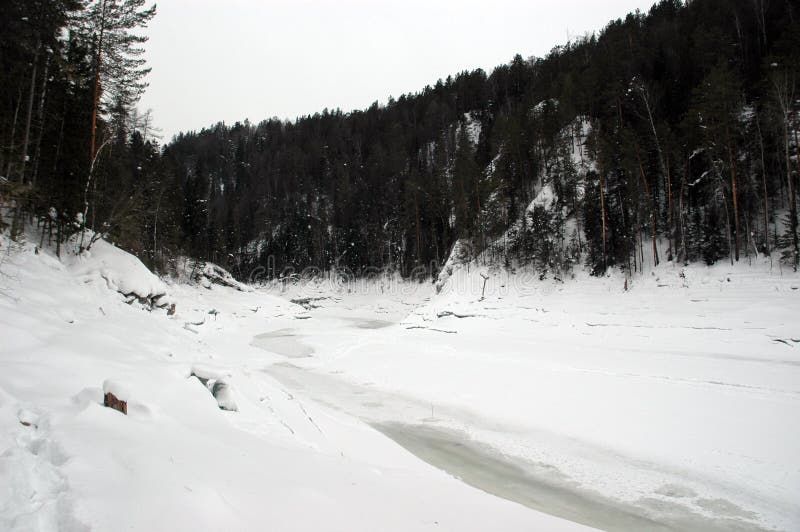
<box><xmin>0</xmin><ymin>236</ymin><xmax>585</xmax><ymax>532</ymax></box>
<box><xmin>2</xmin><ymin>233</ymin><xmax>799</xmax><ymax>531</ymax></box>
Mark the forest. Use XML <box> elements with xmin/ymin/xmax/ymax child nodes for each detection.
<box><xmin>1</xmin><ymin>0</ymin><xmax>799</xmax><ymax>281</ymax></box>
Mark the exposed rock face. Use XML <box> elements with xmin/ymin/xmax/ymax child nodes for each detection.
<box><xmin>104</xmin><ymin>392</ymin><xmax>127</xmax><ymax>415</ymax></box>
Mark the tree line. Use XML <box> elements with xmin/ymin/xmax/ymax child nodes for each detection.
<box><xmin>1</xmin><ymin>0</ymin><xmax>157</xmax><ymax>256</ymax></box>
<box><xmin>2</xmin><ymin>0</ymin><xmax>799</xmax><ymax>281</ymax></box>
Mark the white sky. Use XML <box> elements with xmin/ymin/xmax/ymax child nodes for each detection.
<box><xmin>139</xmin><ymin>0</ymin><xmax>657</xmax><ymax>142</ymax></box>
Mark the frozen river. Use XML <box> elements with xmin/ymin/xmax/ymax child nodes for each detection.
<box><xmin>256</xmin><ymin>266</ymin><xmax>800</xmax><ymax>531</ymax></box>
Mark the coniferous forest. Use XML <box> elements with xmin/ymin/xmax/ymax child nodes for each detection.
<box><xmin>2</xmin><ymin>0</ymin><xmax>799</xmax><ymax>281</ymax></box>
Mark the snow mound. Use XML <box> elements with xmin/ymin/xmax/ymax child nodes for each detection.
<box><xmin>69</xmin><ymin>237</ymin><xmax>173</xmax><ymax>308</ymax></box>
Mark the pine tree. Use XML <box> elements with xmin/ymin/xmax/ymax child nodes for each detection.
<box><xmin>80</xmin><ymin>0</ymin><xmax>155</xmax><ymax>166</ymax></box>
<box><xmin>688</xmin><ymin>62</ymin><xmax>744</xmax><ymax>262</ymax></box>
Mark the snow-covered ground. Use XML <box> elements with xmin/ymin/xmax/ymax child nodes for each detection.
<box><xmin>1</xmin><ymin>235</ymin><xmax>799</xmax><ymax>531</ymax></box>
<box><xmin>0</xmin><ymin>236</ymin><xmax>586</xmax><ymax>532</ymax></box>
<box><xmin>264</xmin><ymin>261</ymin><xmax>800</xmax><ymax>532</ymax></box>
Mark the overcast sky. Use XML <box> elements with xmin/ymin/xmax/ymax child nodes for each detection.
<box><xmin>139</xmin><ymin>0</ymin><xmax>657</xmax><ymax>142</ymax></box>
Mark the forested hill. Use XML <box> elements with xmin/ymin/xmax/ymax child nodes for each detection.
<box><xmin>162</xmin><ymin>0</ymin><xmax>799</xmax><ymax>279</ymax></box>
<box><xmin>2</xmin><ymin>0</ymin><xmax>799</xmax><ymax>281</ymax></box>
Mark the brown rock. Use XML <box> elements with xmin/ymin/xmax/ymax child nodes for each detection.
<box><xmin>104</xmin><ymin>392</ymin><xmax>127</xmax><ymax>415</ymax></box>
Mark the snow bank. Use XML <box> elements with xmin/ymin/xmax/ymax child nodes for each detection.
<box><xmin>67</xmin><ymin>236</ymin><xmax>173</xmax><ymax>308</ymax></box>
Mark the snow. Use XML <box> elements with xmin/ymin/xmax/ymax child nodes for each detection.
<box><xmin>461</xmin><ymin>112</ymin><xmax>481</xmax><ymax>145</ymax></box>
<box><xmin>0</xmin><ymin>234</ymin><xmax>586</xmax><ymax>532</ymax></box>
<box><xmin>529</xmin><ymin>182</ymin><xmax>556</xmax><ymax>211</ymax></box>
<box><xmin>102</xmin><ymin>380</ymin><xmax>132</xmax><ymax>402</ymax></box>
<box><xmin>434</xmin><ymin>239</ymin><xmax>475</xmax><ymax>293</ymax></box>
<box><xmin>65</xmin><ymin>236</ymin><xmax>171</xmax><ymax>305</ymax></box>
<box><xmin>261</xmin><ymin>257</ymin><xmax>800</xmax><ymax>531</ymax></box>
<box><xmin>2</xmin><ymin>231</ymin><xmax>799</xmax><ymax>531</ymax></box>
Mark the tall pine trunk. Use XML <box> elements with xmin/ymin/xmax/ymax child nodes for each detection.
<box><xmin>755</xmin><ymin>116</ymin><xmax>769</xmax><ymax>254</ymax></box>
<box><xmin>89</xmin><ymin>0</ymin><xmax>108</xmax><ymax>166</ymax></box>
<box><xmin>725</xmin><ymin>125</ymin><xmax>740</xmax><ymax>262</ymax></box>
<box><xmin>635</xmin><ymin>142</ymin><xmax>659</xmax><ymax>268</ymax></box>
<box><xmin>595</xmin><ymin>123</ymin><xmax>607</xmax><ymax>272</ymax></box>
<box><xmin>20</xmin><ymin>39</ymin><xmax>41</xmax><ymax>183</ymax></box>
<box><xmin>790</xmin><ymin>112</ymin><xmax>800</xmax><ymax>269</ymax></box>
<box><xmin>31</xmin><ymin>54</ymin><xmax>50</xmax><ymax>188</ymax></box>
<box><xmin>5</xmin><ymin>85</ymin><xmax>23</xmax><ymax>178</ymax></box>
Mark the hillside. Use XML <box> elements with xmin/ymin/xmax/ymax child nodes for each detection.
<box><xmin>2</xmin><ymin>0</ymin><xmax>798</xmax><ymax>283</ymax></box>
<box><xmin>154</xmin><ymin>0</ymin><xmax>800</xmax><ymax>281</ymax></box>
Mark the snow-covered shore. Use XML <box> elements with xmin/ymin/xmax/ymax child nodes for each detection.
<box><xmin>1</xmin><ymin>235</ymin><xmax>798</xmax><ymax>531</ymax></box>
<box><xmin>263</xmin><ymin>258</ymin><xmax>800</xmax><ymax>531</ymax></box>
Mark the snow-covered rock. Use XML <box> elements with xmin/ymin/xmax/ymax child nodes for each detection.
<box><xmin>102</xmin><ymin>380</ymin><xmax>132</xmax><ymax>402</ymax></box>
<box><xmin>67</xmin><ymin>236</ymin><xmax>174</xmax><ymax>309</ymax></box>
<box><xmin>201</xmin><ymin>262</ymin><xmax>247</xmax><ymax>291</ymax></box>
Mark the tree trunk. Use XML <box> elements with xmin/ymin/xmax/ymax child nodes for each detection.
<box><xmin>635</xmin><ymin>142</ymin><xmax>659</xmax><ymax>268</ymax></box>
<box><xmin>51</xmin><ymin>101</ymin><xmax>67</xmax><ymax>181</ymax></box>
<box><xmin>666</xmin><ymin>150</ymin><xmax>673</xmax><ymax>260</ymax></box>
<box><xmin>725</xmin><ymin>126</ymin><xmax>740</xmax><ymax>262</ymax></box>
<box><xmin>475</xmin><ymin>178</ymin><xmax>483</xmax><ymax>257</ymax></box>
<box><xmin>31</xmin><ymin>53</ymin><xmax>50</xmax><ymax>188</ymax></box>
<box><xmin>790</xmin><ymin>112</ymin><xmax>800</xmax><ymax>269</ymax></box>
<box><xmin>89</xmin><ymin>0</ymin><xmax>108</xmax><ymax>165</ymax></box>
<box><xmin>755</xmin><ymin>115</ymin><xmax>769</xmax><ymax>254</ymax></box>
<box><xmin>595</xmin><ymin>124</ymin><xmax>607</xmax><ymax>272</ymax></box>
<box><xmin>20</xmin><ymin>39</ymin><xmax>41</xmax><ymax>183</ymax></box>
<box><xmin>414</xmin><ymin>189</ymin><xmax>422</xmax><ymax>264</ymax></box>
<box><xmin>5</xmin><ymin>85</ymin><xmax>23</xmax><ymax>179</ymax></box>
<box><xmin>680</xmin><ymin>157</ymin><xmax>688</xmax><ymax>264</ymax></box>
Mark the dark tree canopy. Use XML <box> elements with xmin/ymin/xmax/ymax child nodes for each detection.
<box><xmin>3</xmin><ymin>0</ymin><xmax>799</xmax><ymax>279</ymax></box>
